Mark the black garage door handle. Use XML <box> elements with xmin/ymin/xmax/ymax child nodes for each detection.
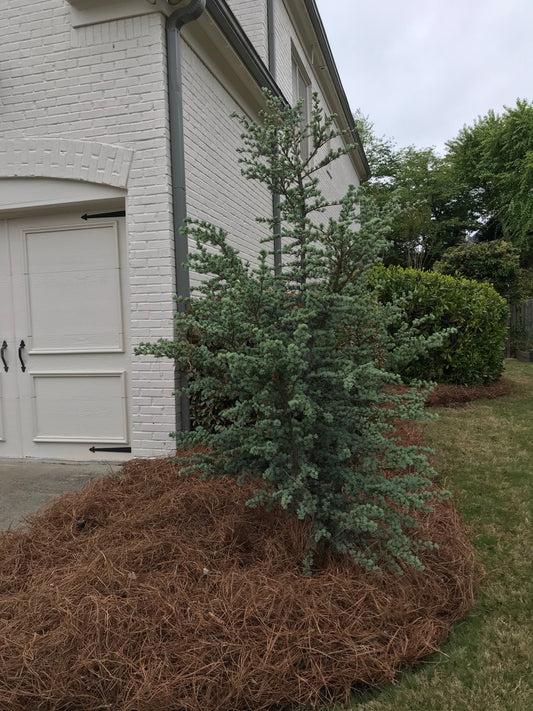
<box><xmin>1</xmin><ymin>341</ymin><xmax>7</xmax><ymax>372</ymax></box>
<box><xmin>18</xmin><ymin>340</ymin><xmax>26</xmax><ymax>373</ymax></box>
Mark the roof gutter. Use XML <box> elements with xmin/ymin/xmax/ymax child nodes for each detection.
<box><xmin>267</xmin><ymin>0</ymin><xmax>282</xmax><ymax>273</ymax></box>
<box><xmin>205</xmin><ymin>0</ymin><xmax>284</xmax><ymax>100</ymax></box>
<box><xmin>303</xmin><ymin>0</ymin><xmax>370</xmax><ymax>180</ymax></box>
<box><xmin>166</xmin><ymin>0</ymin><xmax>206</xmax><ymax>433</ymax></box>
<box><xmin>267</xmin><ymin>0</ymin><xmax>276</xmax><ymax>78</ymax></box>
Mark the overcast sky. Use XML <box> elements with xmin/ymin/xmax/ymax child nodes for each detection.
<box><xmin>315</xmin><ymin>0</ymin><xmax>533</xmax><ymax>155</ymax></box>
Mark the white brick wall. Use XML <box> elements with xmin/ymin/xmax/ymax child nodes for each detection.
<box><xmin>180</xmin><ymin>40</ymin><xmax>273</xmax><ymax>288</ymax></box>
<box><xmin>0</xmin><ymin>0</ymin><xmax>361</xmax><ymax>461</ymax></box>
<box><xmin>225</xmin><ymin>0</ymin><xmax>269</xmax><ymax>65</ymax></box>
<box><xmin>274</xmin><ymin>0</ymin><xmax>361</xmax><ymax>209</ymax></box>
<box><xmin>0</xmin><ymin>0</ymin><xmax>176</xmax><ymax>458</ymax></box>
<box><xmin>0</xmin><ymin>139</ymin><xmax>133</xmax><ymax>186</ymax></box>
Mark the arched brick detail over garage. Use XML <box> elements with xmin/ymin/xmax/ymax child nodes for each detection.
<box><xmin>0</xmin><ymin>139</ymin><xmax>133</xmax><ymax>189</ymax></box>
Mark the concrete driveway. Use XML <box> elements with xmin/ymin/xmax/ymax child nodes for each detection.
<box><xmin>0</xmin><ymin>460</ymin><xmax>120</xmax><ymax>530</ymax></box>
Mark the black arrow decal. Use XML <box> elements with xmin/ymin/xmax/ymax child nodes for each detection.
<box><xmin>89</xmin><ymin>446</ymin><xmax>131</xmax><ymax>453</ymax></box>
<box><xmin>81</xmin><ymin>210</ymin><xmax>126</xmax><ymax>220</ymax></box>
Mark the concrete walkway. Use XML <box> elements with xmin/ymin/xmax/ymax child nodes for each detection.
<box><xmin>0</xmin><ymin>460</ymin><xmax>121</xmax><ymax>531</ymax></box>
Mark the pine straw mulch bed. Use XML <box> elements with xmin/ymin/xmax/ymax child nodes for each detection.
<box><xmin>425</xmin><ymin>377</ymin><xmax>512</xmax><ymax>407</ymax></box>
<box><xmin>0</xmin><ymin>428</ymin><xmax>479</xmax><ymax>711</ymax></box>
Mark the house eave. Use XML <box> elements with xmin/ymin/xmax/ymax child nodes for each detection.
<box><xmin>205</xmin><ymin>0</ymin><xmax>285</xmax><ymax>102</ymax></box>
<box><xmin>204</xmin><ymin>0</ymin><xmax>370</xmax><ymax>182</ymax></box>
<box><xmin>299</xmin><ymin>0</ymin><xmax>370</xmax><ymax>181</ymax></box>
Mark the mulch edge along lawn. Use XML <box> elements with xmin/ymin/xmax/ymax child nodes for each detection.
<box><xmin>351</xmin><ymin>361</ymin><xmax>532</xmax><ymax>711</ymax></box>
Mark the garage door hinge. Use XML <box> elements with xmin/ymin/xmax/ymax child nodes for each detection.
<box><xmin>89</xmin><ymin>446</ymin><xmax>132</xmax><ymax>453</ymax></box>
<box><xmin>81</xmin><ymin>210</ymin><xmax>126</xmax><ymax>220</ymax></box>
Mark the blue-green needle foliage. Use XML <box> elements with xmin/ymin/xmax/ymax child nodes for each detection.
<box><xmin>136</xmin><ymin>92</ymin><xmax>446</xmax><ymax>573</ymax></box>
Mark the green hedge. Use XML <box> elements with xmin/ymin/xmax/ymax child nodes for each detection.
<box><xmin>371</xmin><ymin>265</ymin><xmax>508</xmax><ymax>385</ymax></box>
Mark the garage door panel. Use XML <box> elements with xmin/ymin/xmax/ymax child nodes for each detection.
<box><xmin>0</xmin><ymin>221</ymin><xmax>19</xmax><ymax>455</ymax></box>
<box><xmin>24</xmin><ymin>223</ymin><xmax>120</xmax><ymax>273</ymax></box>
<box><xmin>1</xmin><ymin>210</ymin><xmax>131</xmax><ymax>460</ymax></box>
<box><xmin>0</xmin><ymin>380</ymin><xmax>5</xmax><ymax>443</ymax></box>
<box><xmin>24</xmin><ymin>223</ymin><xmax>124</xmax><ymax>353</ymax></box>
<box><xmin>0</xmin><ymin>219</ymin><xmax>13</xmax><ymax>364</ymax></box>
<box><xmin>31</xmin><ymin>372</ymin><xmax>129</xmax><ymax>443</ymax></box>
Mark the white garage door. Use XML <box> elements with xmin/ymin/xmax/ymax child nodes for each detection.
<box><xmin>0</xmin><ymin>210</ymin><xmax>131</xmax><ymax>460</ymax></box>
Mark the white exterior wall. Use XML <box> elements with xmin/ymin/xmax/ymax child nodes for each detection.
<box><xmin>225</xmin><ymin>0</ymin><xmax>269</xmax><ymax>65</ymax></box>
<box><xmin>0</xmin><ymin>0</ymin><xmax>362</xmax><ymax>461</ymax></box>
<box><xmin>213</xmin><ymin>0</ymin><xmax>361</xmax><ymax>241</ymax></box>
<box><xmin>180</xmin><ymin>39</ymin><xmax>272</xmax><ymax>289</ymax></box>
<box><xmin>0</xmin><ymin>0</ymin><xmax>176</xmax><ymax>457</ymax></box>
<box><xmin>273</xmin><ymin>0</ymin><xmax>361</xmax><ymax>207</ymax></box>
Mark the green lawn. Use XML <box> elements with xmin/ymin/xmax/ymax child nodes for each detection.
<box><xmin>341</xmin><ymin>359</ymin><xmax>533</xmax><ymax>711</ymax></box>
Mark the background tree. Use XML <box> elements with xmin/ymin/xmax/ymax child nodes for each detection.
<box><xmin>447</xmin><ymin>99</ymin><xmax>533</xmax><ymax>266</ymax></box>
<box><xmin>354</xmin><ymin>112</ymin><xmax>470</xmax><ymax>269</ymax></box>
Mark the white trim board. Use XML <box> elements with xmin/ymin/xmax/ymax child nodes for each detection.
<box><xmin>0</xmin><ymin>179</ymin><xmax>126</xmax><ymax>214</ymax></box>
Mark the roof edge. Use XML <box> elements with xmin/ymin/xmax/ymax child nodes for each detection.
<box><xmin>303</xmin><ymin>0</ymin><xmax>370</xmax><ymax>180</ymax></box>
<box><xmin>204</xmin><ymin>0</ymin><xmax>370</xmax><ymax>181</ymax></box>
<box><xmin>205</xmin><ymin>0</ymin><xmax>285</xmax><ymax>101</ymax></box>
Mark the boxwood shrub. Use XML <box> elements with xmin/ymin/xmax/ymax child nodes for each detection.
<box><xmin>370</xmin><ymin>265</ymin><xmax>508</xmax><ymax>385</ymax></box>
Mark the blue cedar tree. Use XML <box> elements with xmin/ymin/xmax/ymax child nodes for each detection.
<box><xmin>136</xmin><ymin>92</ymin><xmax>446</xmax><ymax>573</ymax></box>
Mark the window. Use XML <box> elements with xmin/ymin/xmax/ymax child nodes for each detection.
<box><xmin>292</xmin><ymin>54</ymin><xmax>311</xmax><ymax>160</ymax></box>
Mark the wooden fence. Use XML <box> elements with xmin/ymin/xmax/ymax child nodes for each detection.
<box><xmin>508</xmin><ymin>299</ymin><xmax>533</xmax><ymax>355</ymax></box>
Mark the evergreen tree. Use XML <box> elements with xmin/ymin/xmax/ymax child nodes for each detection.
<box><xmin>136</xmin><ymin>92</ymin><xmax>445</xmax><ymax>573</ymax></box>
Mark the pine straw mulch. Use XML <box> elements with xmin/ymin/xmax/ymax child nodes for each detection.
<box><xmin>425</xmin><ymin>377</ymin><xmax>512</xmax><ymax>407</ymax></box>
<box><xmin>0</xmin><ymin>434</ymin><xmax>478</xmax><ymax>711</ymax></box>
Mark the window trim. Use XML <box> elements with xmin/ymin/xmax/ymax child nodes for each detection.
<box><xmin>291</xmin><ymin>51</ymin><xmax>311</xmax><ymax>161</ymax></box>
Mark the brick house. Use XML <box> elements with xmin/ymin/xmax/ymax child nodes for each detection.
<box><xmin>0</xmin><ymin>0</ymin><xmax>369</xmax><ymax>461</ymax></box>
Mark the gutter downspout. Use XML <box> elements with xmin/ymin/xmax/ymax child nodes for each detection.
<box><xmin>166</xmin><ymin>0</ymin><xmax>206</xmax><ymax>433</ymax></box>
<box><xmin>267</xmin><ymin>0</ymin><xmax>282</xmax><ymax>275</ymax></box>
<box><xmin>267</xmin><ymin>0</ymin><xmax>276</xmax><ymax>77</ymax></box>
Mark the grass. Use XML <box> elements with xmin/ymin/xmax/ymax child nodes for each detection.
<box><xmin>338</xmin><ymin>359</ymin><xmax>533</xmax><ymax>711</ymax></box>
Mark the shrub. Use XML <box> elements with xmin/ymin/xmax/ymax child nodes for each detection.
<box><xmin>519</xmin><ymin>267</ymin><xmax>533</xmax><ymax>301</ymax></box>
<box><xmin>136</xmin><ymin>92</ymin><xmax>445</xmax><ymax>573</ymax></box>
<box><xmin>433</xmin><ymin>239</ymin><xmax>521</xmax><ymax>303</ymax></box>
<box><xmin>370</xmin><ymin>265</ymin><xmax>508</xmax><ymax>385</ymax></box>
